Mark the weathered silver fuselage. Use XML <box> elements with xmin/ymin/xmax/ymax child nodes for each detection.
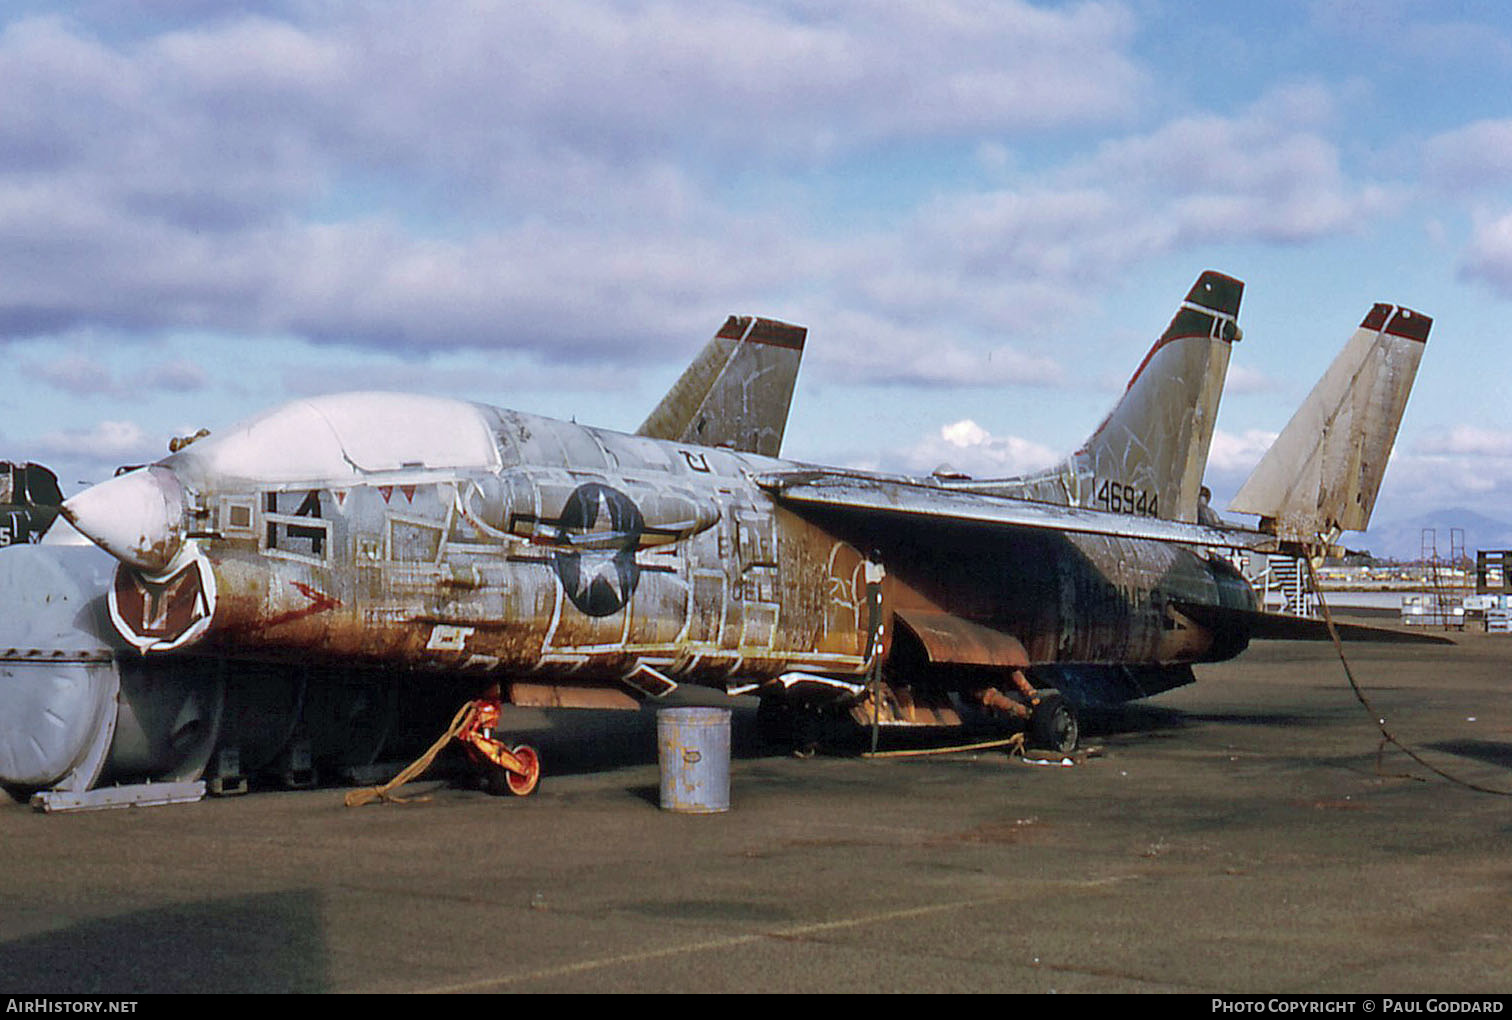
<box><xmin>101</xmin><ymin>398</ymin><xmax>871</xmax><ymax>689</ymax></box>
<box><xmin>91</xmin><ymin>392</ymin><xmax>1254</xmax><ymax>700</ymax></box>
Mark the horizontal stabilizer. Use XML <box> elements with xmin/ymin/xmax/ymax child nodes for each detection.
<box><xmin>1172</xmin><ymin>600</ymin><xmax>1453</xmax><ymax>645</ymax></box>
<box><xmin>637</xmin><ymin>315</ymin><xmax>806</xmax><ymax>457</ymax></box>
<box><xmin>1230</xmin><ymin>304</ymin><xmax>1430</xmax><ymax>545</ymax></box>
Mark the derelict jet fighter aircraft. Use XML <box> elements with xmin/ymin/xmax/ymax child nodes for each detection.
<box><xmin>37</xmin><ymin>273</ymin><xmax>1433</xmax><ymax>796</ymax></box>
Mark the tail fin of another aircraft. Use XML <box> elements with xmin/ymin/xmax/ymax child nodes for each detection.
<box><xmin>960</xmin><ymin>271</ymin><xmax>1242</xmax><ymax>523</ymax></box>
<box><xmin>636</xmin><ymin>316</ymin><xmax>806</xmax><ymax>458</ymax></box>
<box><xmin>1229</xmin><ymin>304</ymin><xmax>1431</xmax><ymax>547</ymax></box>
<box><xmin>1</xmin><ymin>461</ymin><xmax>64</xmax><ymax>547</ymax></box>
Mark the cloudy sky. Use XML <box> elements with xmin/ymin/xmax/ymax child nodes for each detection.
<box><xmin>5</xmin><ymin>0</ymin><xmax>1512</xmax><ymax>539</ymax></box>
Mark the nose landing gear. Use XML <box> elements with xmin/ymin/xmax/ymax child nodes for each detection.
<box><xmin>457</xmin><ymin>696</ymin><xmax>542</xmax><ymax>797</ymax></box>
<box><xmin>344</xmin><ymin>692</ymin><xmax>542</xmax><ymax>806</ymax></box>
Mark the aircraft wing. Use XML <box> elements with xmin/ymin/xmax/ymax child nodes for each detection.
<box><xmin>757</xmin><ymin>469</ymin><xmax>1276</xmax><ymax>550</ymax></box>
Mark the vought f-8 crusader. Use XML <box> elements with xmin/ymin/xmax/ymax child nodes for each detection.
<box><xmin>0</xmin><ymin>274</ymin><xmax>1437</xmax><ymax>801</ymax></box>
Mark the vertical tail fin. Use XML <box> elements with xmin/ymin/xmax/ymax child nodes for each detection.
<box><xmin>636</xmin><ymin>315</ymin><xmax>806</xmax><ymax>457</ymax></box>
<box><xmin>961</xmin><ymin>271</ymin><xmax>1242</xmax><ymax>523</ymax></box>
<box><xmin>1</xmin><ymin>461</ymin><xmax>63</xmax><ymax>546</ymax></box>
<box><xmin>1078</xmin><ymin>270</ymin><xmax>1243</xmax><ymax>521</ymax></box>
<box><xmin>1229</xmin><ymin>304</ymin><xmax>1431</xmax><ymax>546</ymax></box>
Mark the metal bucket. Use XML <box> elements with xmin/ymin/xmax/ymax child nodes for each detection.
<box><xmin>657</xmin><ymin>707</ymin><xmax>730</xmax><ymax>813</ymax></box>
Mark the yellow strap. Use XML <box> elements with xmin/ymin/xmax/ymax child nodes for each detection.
<box><xmin>344</xmin><ymin>702</ymin><xmax>478</xmax><ymax>808</ymax></box>
<box><xmin>862</xmin><ymin>732</ymin><xmax>1025</xmax><ymax>760</ymax></box>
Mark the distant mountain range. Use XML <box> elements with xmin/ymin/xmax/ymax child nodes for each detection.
<box><xmin>1358</xmin><ymin>508</ymin><xmax>1512</xmax><ymax>563</ymax></box>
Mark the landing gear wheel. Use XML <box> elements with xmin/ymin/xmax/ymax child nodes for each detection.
<box><xmin>483</xmin><ymin>744</ymin><xmax>542</xmax><ymax>797</ymax></box>
<box><xmin>506</xmin><ymin>745</ymin><xmax>541</xmax><ymax>796</ymax></box>
<box><xmin>1030</xmin><ymin>694</ymin><xmax>1079</xmax><ymax>753</ymax></box>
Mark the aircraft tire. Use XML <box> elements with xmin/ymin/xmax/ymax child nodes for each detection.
<box><xmin>1030</xmin><ymin>693</ymin><xmax>1079</xmax><ymax>753</ymax></box>
<box><xmin>483</xmin><ymin>745</ymin><xmax>542</xmax><ymax>797</ymax></box>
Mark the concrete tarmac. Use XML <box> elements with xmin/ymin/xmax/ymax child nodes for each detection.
<box><xmin>2</xmin><ymin>622</ymin><xmax>1509</xmax><ymax>994</ymax></box>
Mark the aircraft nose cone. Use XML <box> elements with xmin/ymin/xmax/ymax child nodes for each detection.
<box><xmin>63</xmin><ymin>467</ymin><xmax>187</xmax><ymax>574</ymax></box>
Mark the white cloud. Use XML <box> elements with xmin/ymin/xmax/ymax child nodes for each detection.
<box><xmin>278</xmin><ymin>357</ymin><xmax>627</xmax><ymax>399</ymax></box>
<box><xmin>1459</xmin><ymin>209</ymin><xmax>1512</xmax><ymax>297</ymax></box>
<box><xmin>806</xmin><ymin>304</ymin><xmax>1066</xmax><ymax>388</ymax></box>
<box><xmin>1379</xmin><ymin>454</ymin><xmax>1509</xmax><ymax>507</ymax></box>
<box><xmin>31</xmin><ymin>355</ymin><xmax>116</xmax><ymax>395</ymax></box>
<box><xmin>32</xmin><ymin>420</ymin><xmax>156</xmax><ymax>460</ymax></box>
<box><xmin>942</xmin><ymin>420</ymin><xmax>991</xmax><ymax>447</ymax></box>
<box><xmin>883</xmin><ymin>84</ymin><xmax>1394</xmax><ymax>335</ymax></box>
<box><xmin>1207</xmin><ymin>428</ymin><xmax>1279</xmax><ymax>473</ymax></box>
<box><xmin>1057</xmin><ymin>84</ymin><xmax>1393</xmax><ymax>245</ymax></box>
<box><xmin>1224</xmin><ymin>365</ymin><xmax>1281</xmax><ymax>395</ymax></box>
<box><xmin>20</xmin><ymin>348</ymin><xmax>211</xmax><ymax>397</ymax></box>
<box><xmin>1348</xmin><ymin>424</ymin><xmax>1512</xmax><ymax>523</ymax></box>
<box><xmin>0</xmin><ymin>7</ymin><xmax>1423</xmax><ymax>400</ymax></box>
<box><xmin>0</xmin><ymin>3</ymin><xmax>1145</xmax><ymax>207</ymax></box>
<box><xmin>139</xmin><ymin>359</ymin><xmax>208</xmax><ymax>392</ymax></box>
<box><xmin>316</xmin><ymin>1</ymin><xmax>1146</xmax><ymax>167</ymax></box>
<box><xmin>1416</xmin><ymin>425</ymin><xmax>1512</xmax><ymax>458</ymax></box>
<box><xmin>1423</xmin><ymin>119</ymin><xmax>1512</xmax><ymax>195</ymax></box>
<box><xmin>0</xmin><ymin>4</ymin><xmax>1146</xmax><ymax>369</ymax></box>
<box><xmin>896</xmin><ymin>418</ymin><xmax>1059</xmax><ymax>477</ymax></box>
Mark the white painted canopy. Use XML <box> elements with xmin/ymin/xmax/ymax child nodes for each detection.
<box><xmin>172</xmin><ymin>392</ymin><xmax>501</xmax><ymax>483</ymax></box>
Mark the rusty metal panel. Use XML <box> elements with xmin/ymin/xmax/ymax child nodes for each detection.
<box><xmin>507</xmin><ymin>682</ymin><xmax>639</xmax><ymax>711</ymax></box>
<box><xmin>846</xmin><ymin>684</ymin><xmax>963</xmax><ymax>727</ymax></box>
<box><xmin>894</xmin><ymin>609</ymin><xmax>1029</xmax><ymax>668</ymax></box>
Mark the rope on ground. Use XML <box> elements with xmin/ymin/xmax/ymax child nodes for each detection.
<box><xmin>1305</xmin><ymin>558</ymin><xmax>1511</xmax><ymax>797</ymax></box>
<box><xmin>344</xmin><ymin>701</ymin><xmax>478</xmax><ymax>808</ymax></box>
<box><xmin>862</xmin><ymin>732</ymin><xmax>1026</xmax><ymax>760</ymax></box>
